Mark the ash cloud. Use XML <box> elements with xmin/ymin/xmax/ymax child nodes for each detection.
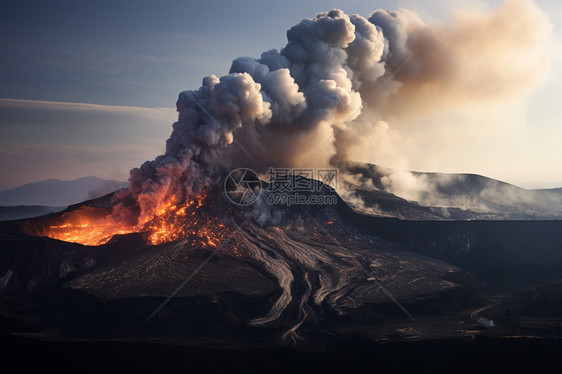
<box><xmin>112</xmin><ymin>73</ymin><xmax>272</xmax><ymax>224</ymax></box>
<box><xmin>367</xmin><ymin>0</ymin><xmax>551</xmax><ymax>119</ymax></box>
<box><xmin>110</xmin><ymin>1</ymin><xmax>554</xmax><ymax>225</ymax></box>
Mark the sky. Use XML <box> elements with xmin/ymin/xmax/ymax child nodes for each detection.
<box><xmin>1</xmin><ymin>0</ymin><xmax>561</xmax><ymax>190</ymax></box>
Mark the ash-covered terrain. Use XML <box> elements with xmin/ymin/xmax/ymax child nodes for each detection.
<box><xmin>0</xmin><ymin>184</ymin><xmax>474</xmax><ymax>343</ymax></box>
<box><xmin>1</xmin><ymin>181</ymin><xmax>561</xmax><ymax>353</ymax></box>
<box><xmin>1</xmin><ymin>180</ymin><xmax>561</xmax><ymax>372</ymax></box>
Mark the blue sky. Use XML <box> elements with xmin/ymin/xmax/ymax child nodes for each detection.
<box><xmin>1</xmin><ymin>0</ymin><xmax>561</xmax><ymax>190</ymax></box>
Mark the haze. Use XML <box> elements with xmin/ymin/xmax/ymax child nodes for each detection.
<box><xmin>1</xmin><ymin>0</ymin><xmax>561</xmax><ymax>191</ymax></box>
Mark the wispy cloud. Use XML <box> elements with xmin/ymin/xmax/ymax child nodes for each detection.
<box><xmin>0</xmin><ymin>98</ymin><xmax>176</xmax><ymax>190</ymax></box>
<box><xmin>0</xmin><ymin>97</ymin><xmax>173</xmax><ymax>114</ymax></box>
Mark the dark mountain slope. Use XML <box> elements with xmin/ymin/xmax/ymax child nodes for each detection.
<box><xmin>0</xmin><ymin>181</ymin><xmax>560</xmax><ymax>347</ymax></box>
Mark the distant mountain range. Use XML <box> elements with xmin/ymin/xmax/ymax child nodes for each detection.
<box><xmin>344</xmin><ymin>163</ymin><xmax>562</xmax><ymax>220</ymax></box>
<box><xmin>0</xmin><ymin>177</ymin><xmax>128</xmax><ymax>208</ymax></box>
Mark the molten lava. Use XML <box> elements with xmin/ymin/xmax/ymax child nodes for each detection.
<box><xmin>141</xmin><ymin>193</ymin><xmax>224</xmax><ymax>246</ymax></box>
<box><xmin>22</xmin><ymin>192</ymin><xmax>226</xmax><ymax>247</ymax></box>
<box><xmin>21</xmin><ymin>205</ymin><xmax>133</xmax><ymax>246</ymax></box>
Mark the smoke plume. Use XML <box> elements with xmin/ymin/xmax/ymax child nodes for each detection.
<box><xmin>110</xmin><ymin>0</ymin><xmax>553</xmax><ymax>225</ymax></box>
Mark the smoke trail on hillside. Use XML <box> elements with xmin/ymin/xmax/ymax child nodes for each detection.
<box><xmin>111</xmin><ymin>0</ymin><xmax>552</xmax><ymax>224</ymax></box>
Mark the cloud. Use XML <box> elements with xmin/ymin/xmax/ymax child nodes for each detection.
<box><xmin>333</xmin><ymin>0</ymin><xmax>557</xmax><ymax>192</ymax></box>
<box><xmin>103</xmin><ymin>1</ymin><xmax>558</xmax><ymax>226</ymax></box>
<box><xmin>3</xmin><ymin>0</ymin><xmax>558</xmax><ymax>219</ymax></box>
<box><xmin>0</xmin><ymin>98</ymin><xmax>175</xmax><ymax>190</ymax></box>
<box><xmin>369</xmin><ymin>0</ymin><xmax>551</xmax><ymax>116</ymax></box>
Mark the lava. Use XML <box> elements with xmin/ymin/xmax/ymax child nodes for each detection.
<box><xmin>22</xmin><ymin>191</ymin><xmax>227</xmax><ymax>248</ymax></box>
<box><xmin>21</xmin><ymin>205</ymin><xmax>135</xmax><ymax>246</ymax></box>
<box><xmin>142</xmin><ymin>192</ymin><xmax>224</xmax><ymax>246</ymax></box>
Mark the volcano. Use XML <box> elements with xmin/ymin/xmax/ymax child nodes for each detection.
<box><xmin>0</xmin><ymin>182</ymin><xmax>472</xmax><ymax>335</ymax></box>
<box><xmin>2</xmin><ymin>179</ymin><xmax>562</xmax><ymax>371</ymax></box>
<box><xmin>2</xmin><ymin>177</ymin><xmax>562</xmax><ymax>341</ymax></box>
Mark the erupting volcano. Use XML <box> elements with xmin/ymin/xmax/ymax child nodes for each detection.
<box><xmin>18</xmin><ymin>1</ymin><xmax>554</xmax><ymax>248</ymax></box>
<box><xmin>2</xmin><ymin>2</ymin><xmax>562</xmax><ymax>371</ymax></box>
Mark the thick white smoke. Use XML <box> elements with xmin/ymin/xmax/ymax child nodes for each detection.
<box><xmin>110</xmin><ymin>0</ymin><xmax>552</xmax><ymax>224</ymax></box>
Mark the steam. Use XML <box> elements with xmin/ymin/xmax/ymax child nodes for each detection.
<box><xmin>110</xmin><ymin>0</ymin><xmax>553</xmax><ymax>225</ymax></box>
<box><xmin>334</xmin><ymin>0</ymin><xmax>552</xmax><ymax>205</ymax></box>
<box><xmin>368</xmin><ymin>0</ymin><xmax>551</xmax><ymax>118</ymax></box>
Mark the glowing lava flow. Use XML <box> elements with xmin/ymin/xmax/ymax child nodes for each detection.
<box><xmin>21</xmin><ymin>205</ymin><xmax>135</xmax><ymax>246</ymax></box>
<box><xmin>22</xmin><ymin>192</ymin><xmax>226</xmax><ymax>247</ymax></box>
<box><xmin>142</xmin><ymin>193</ymin><xmax>225</xmax><ymax>246</ymax></box>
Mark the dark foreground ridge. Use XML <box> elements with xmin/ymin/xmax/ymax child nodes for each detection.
<box><xmin>2</xmin><ymin>334</ymin><xmax>561</xmax><ymax>374</ymax></box>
